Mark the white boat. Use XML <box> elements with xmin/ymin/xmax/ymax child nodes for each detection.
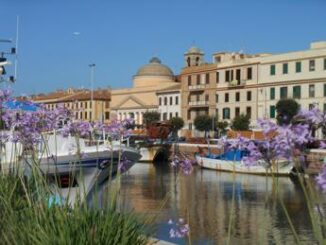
<box><xmin>195</xmin><ymin>150</ymin><xmax>293</xmax><ymax>176</ymax></box>
<box><xmin>2</xmin><ymin>133</ymin><xmax>141</xmax><ymax>206</ymax></box>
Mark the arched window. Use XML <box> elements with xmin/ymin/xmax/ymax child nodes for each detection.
<box><xmin>187</xmin><ymin>57</ymin><xmax>191</xmax><ymax>67</ymax></box>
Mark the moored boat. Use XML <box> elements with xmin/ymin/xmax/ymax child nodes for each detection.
<box><xmin>195</xmin><ymin>149</ymin><xmax>293</xmax><ymax>176</ymax></box>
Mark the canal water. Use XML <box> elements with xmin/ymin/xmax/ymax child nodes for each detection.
<box><xmin>103</xmin><ymin>163</ymin><xmax>324</xmax><ymax>244</ymax></box>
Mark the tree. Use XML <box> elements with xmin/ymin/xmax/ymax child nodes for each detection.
<box><xmin>216</xmin><ymin>121</ymin><xmax>228</xmax><ymax>138</ymax></box>
<box><xmin>276</xmin><ymin>99</ymin><xmax>300</xmax><ymax>125</ymax></box>
<box><xmin>169</xmin><ymin>117</ymin><xmax>184</xmax><ymax>139</ymax></box>
<box><xmin>142</xmin><ymin>111</ymin><xmax>160</xmax><ymax>126</ymax></box>
<box><xmin>231</xmin><ymin>114</ymin><xmax>250</xmax><ymax>131</ymax></box>
<box><xmin>194</xmin><ymin>114</ymin><xmax>212</xmax><ymax>138</ymax></box>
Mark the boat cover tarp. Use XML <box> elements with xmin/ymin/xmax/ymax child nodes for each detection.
<box><xmin>3</xmin><ymin>100</ymin><xmax>39</xmax><ymax>111</ymax></box>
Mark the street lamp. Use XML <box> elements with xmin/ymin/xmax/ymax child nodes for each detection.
<box><xmin>89</xmin><ymin>63</ymin><xmax>95</xmax><ymax>120</ymax></box>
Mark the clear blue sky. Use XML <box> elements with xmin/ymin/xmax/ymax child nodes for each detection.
<box><xmin>1</xmin><ymin>0</ymin><xmax>326</xmax><ymax>95</ymax></box>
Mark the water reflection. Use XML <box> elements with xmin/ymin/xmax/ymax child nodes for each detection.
<box><xmin>102</xmin><ymin>163</ymin><xmax>321</xmax><ymax>244</ymax></box>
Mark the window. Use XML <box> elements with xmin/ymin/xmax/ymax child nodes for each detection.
<box><xmin>187</xmin><ymin>111</ymin><xmax>191</xmax><ymax>120</ymax></box>
<box><xmin>164</xmin><ymin>97</ymin><xmax>167</xmax><ymax>105</ymax></box>
<box><xmin>280</xmin><ymin>87</ymin><xmax>288</xmax><ymax>99</ymax></box>
<box><xmin>324</xmin><ymin>84</ymin><xmax>326</xmax><ymax>97</ymax></box>
<box><xmin>223</xmin><ymin>108</ymin><xmax>230</xmax><ymax>119</ymax></box>
<box><xmin>170</xmin><ymin>97</ymin><xmax>173</xmax><ymax>105</ymax></box>
<box><xmin>206</xmin><ymin>73</ymin><xmax>210</xmax><ymax>84</ymax></box>
<box><xmin>175</xmin><ymin>112</ymin><xmax>178</xmax><ymax>117</ymax></box>
<box><xmin>309</xmin><ymin>60</ymin><xmax>315</xmax><ymax>71</ymax></box>
<box><xmin>270</xmin><ymin>87</ymin><xmax>275</xmax><ymax>100</ymax></box>
<box><xmin>283</xmin><ymin>63</ymin><xmax>288</xmax><ymax>74</ymax></box>
<box><xmin>215</xmin><ymin>94</ymin><xmax>219</xmax><ymax>103</ymax></box>
<box><xmin>159</xmin><ymin>97</ymin><xmax>162</xmax><ymax>106</ymax></box>
<box><xmin>247</xmin><ymin>67</ymin><xmax>252</xmax><ymax>80</ymax></box>
<box><xmin>296</xmin><ymin>62</ymin><xmax>301</xmax><ymax>73</ymax></box>
<box><xmin>197</xmin><ymin>74</ymin><xmax>200</xmax><ymax>85</ymax></box>
<box><xmin>85</xmin><ymin>112</ymin><xmax>87</xmax><ymax>119</ymax></box>
<box><xmin>105</xmin><ymin>112</ymin><xmax>110</xmax><ymax>120</ymax></box>
<box><xmin>89</xmin><ymin>112</ymin><xmax>92</xmax><ymax>120</ymax></box>
<box><xmin>246</xmin><ymin>107</ymin><xmax>251</xmax><ymax>119</ymax></box>
<box><xmin>309</xmin><ymin>84</ymin><xmax>315</xmax><ymax>98</ymax></box>
<box><xmin>163</xmin><ymin>113</ymin><xmax>167</xmax><ymax>120</ymax></box>
<box><xmin>175</xmin><ymin>96</ymin><xmax>179</xmax><ymax>105</ymax></box>
<box><xmin>236</xmin><ymin>92</ymin><xmax>240</xmax><ymax>102</ymax></box>
<box><xmin>270</xmin><ymin>106</ymin><xmax>276</xmax><ymax>118</ymax></box>
<box><xmin>324</xmin><ymin>58</ymin><xmax>326</xmax><ymax>70</ymax></box>
<box><xmin>235</xmin><ymin>107</ymin><xmax>240</xmax><ymax>117</ymax></box>
<box><xmin>196</xmin><ymin>94</ymin><xmax>200</xmax><ymax>101</ymax></box>
<box><xmin>236</xmin><ymin>69</ymin><xmax>241</xmax><ymax>82</ymax></box>
<box><xmin>188</xmin><ymin>76</ymin><xmax>191</xmax><ymax>86</ymax></box>
<box><xmin>309</xmin><ymin>104</ymin><xmax>314</xmax><ymax>110</ymax></box>
<box><xmin>247</xmin><ymin>91</ymin><xmax>252</xmax><ymax>101</ymax></box>
<box><xmin>216</xmin><ymin>72</ymin><xmax>219</xmax><ymax>83</ymax></box>
<box><xmin>225</xmin><ymin>93</ymin><xmax>229</xmax><ymax>102</ymax></box>
<box><xmin>324</xmin><ymin>103</ymin><xmax>326</xmax><ymax>113</ymax></box>
<box><xmin>205</xmin><ymin>94</ymin><xmax>209</xmax><ymax>102</ymax></box>
<box><xmin>270</xmin><ymin>65</ymin><xmax>276</xmax><ymax>75</ymax></box>
<box><xmin>293</xmin><ymin>86</ymin><xmax>301</xmax><ymax>99</ymax></box>
<box><xmin>225</xmin><ymin>70</ymin><xmax>230</xmax><ymax>82</ymax></box>
<box><xmin>169</xmin><ymin>112</ymin><xmax>173</xmax><ymax>119</ymax></box>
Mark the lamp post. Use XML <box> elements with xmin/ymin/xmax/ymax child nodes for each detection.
<box><xmin>89</xmin><ymin>63</ymin><xmax>95</xmax><ymax>121</ymax></box>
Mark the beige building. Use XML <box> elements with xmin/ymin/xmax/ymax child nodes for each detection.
<box><xmin>181</xmin><ymin>42</ymin><xmax>326</xmax><ymax>135</ymax></box>
<box><xmin>31</xmin><ymin>88</ymin><xmax>111</xmax><ymax>122</ymax></box>
<box><xmin>258</xmin><ymin>41</ymin><xmax>326</xmax><ymax>120</ymax></box>
<box><xmin>110</xmin><ymin>57</ymin><xmax>180</xmax><ymax>125</ymax></box>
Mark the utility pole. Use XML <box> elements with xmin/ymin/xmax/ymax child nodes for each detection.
<box><xmin>89</xmin><ymin>63</ymin><xmax>95</xmax><ymax>121</ymax></box>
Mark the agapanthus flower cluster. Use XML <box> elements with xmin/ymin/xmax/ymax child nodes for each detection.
<box><xmin>1</xmin><ymin>103</ymin><xmax>72</xmax><ymax>148</ymax></box>
<box><xmin>102</xmin><ymin>119</ymin><xmax>133</xmax><ymax>141</ymax></box>
<box><xmin>0</xmin><ymin>88</ymin><xmax>11</xmax><ymax>108</ymax></box>
<box><xmin>168</xmin><ymin>218</ymin><xmax>190</xmax><ymax>239</ymax></box>
<box><xmin>61</xmin><ymin>120</ymin><xmax>92</xmax><ymax>138</ymax></box>
<box><xmin>170</xmin><ymin>153</ymin><xmax>194</xmax><ymax>175</ymax></box>
<box><xmin>118</xmin><ymin>154</ymin><xmax>132</xmax><ymax>171</ymax></box>
<box><xmin>316</xmin><ymin>165</ymin><xmax>326</xmax><ymax>192</ymax></box>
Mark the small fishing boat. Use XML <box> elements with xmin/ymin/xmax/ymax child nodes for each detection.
<box><xmin>195</xmin><ymin>149</ymin><xmax>293</xmax><ymax>176</ymax></box>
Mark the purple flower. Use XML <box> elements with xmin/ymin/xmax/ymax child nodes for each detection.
<box><xmin>316</xmin><ymin>166</ymin><xmax>326</xmax><ymax>192</ymax></box>
<box><xmin>168</xmin><ymin>218</ymin><xmax>190</xmax><ymax>239</ymax></box>
<box><xmin>170</xmin><ymin>154</ymin><xmax>193</xmax><ymax>175</ymax></box>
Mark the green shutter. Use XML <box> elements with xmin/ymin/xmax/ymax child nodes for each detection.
<box><xmin>280</xmin><ymin>87</ymin><xmax>287</xmax><ymax>99</ymax></box>
<box><xmin>296</xmin><ymin>62</ymin><xmax>301</xmax><ymax>73</ymax></box>
<box><xmin>270</xmin><ymin>65</ymin><xmax>276</xmax><ymax>75</ymax></box>
<box><xmin>270</xmin><ymin>106</ymin><xmax>276</xmax><ymax>118</ymax></box>
<box><xmin>283</xmin><ymin>63</ymin><xmax>288</xmax><ymax>74</ymax></box>
<box><xmin>293</xmin><ymin>86</ymin><xmax>301</xmax><ymax>99</ymax></box>
<box><xmin>324</xmin><ymin>84</ymin><xmax>326</xmax><ymax>97</ymax></box>
<box><xmin>270</xmin><ymin>87</ymin><xmax>275</xmax><ymax>100</ymax></box>
<box><xmin>324</xmin><ymin>59</ymin><xmax>326</xmax><ymax>70</ymax></box>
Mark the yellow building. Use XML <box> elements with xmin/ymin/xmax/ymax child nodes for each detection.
<box><xmin>110</xmin><ymin>57</ymin><xmax>180</xmax><ymax>125</ymax></box>
<box><xmin>31</xmin><ymin>88</ymin><xmax>111</xmax><ymax>122</ymax></box>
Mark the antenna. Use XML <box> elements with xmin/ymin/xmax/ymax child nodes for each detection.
<box><xmin>14</xmin><ymin>15</ymin><xmax>19</xmax><ymax>82</ymax></box>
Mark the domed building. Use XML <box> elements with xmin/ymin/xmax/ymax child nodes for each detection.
<box><xmin>110</xmin><ymin>57</ymin><xmax>180</xmax><ymax>125</ymax></box>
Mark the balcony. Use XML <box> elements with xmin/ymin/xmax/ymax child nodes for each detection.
<box><xmin>188</xmin><ymin>100</ymin><xmax>209</xmax><ymax>107</ymax></box>
<box><xmin>228</xmin><ymin>79</ymin><xmax>246</xmax><ymax>87</ymax></box>
<box><xmin>188</xmin><ymin>84</ymin><xmax>206</xmax><ymax>90</ymax></box>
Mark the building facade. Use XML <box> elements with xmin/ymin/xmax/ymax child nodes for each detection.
<box><xmin>31</xmin><ymin>88</ymin><xmax>111</xmax><ymax>122</ymax></box>
<box><xmin>156</xmin><ymin>84</ymin><xmax>181</xmax><ymax>121</ymax></box>
<box><xmin>110</xmin><ymin>57</ymin><xmax>180</xmax><ymax>125</ymax></box>
<box><xmin>181</xmin><ymin>41</ymin><xmax>326</xmax><ymax>136</ymax></box>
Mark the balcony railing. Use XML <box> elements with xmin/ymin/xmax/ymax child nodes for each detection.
<box><xmin>228</xmin><ymin>79</ymin><xmax>246</xmax><ymax>87</ymax></box>
<box><xmin>188</xmin><ymin>100</ymin><xmax>209</xmax><ymax>106</ymax></box>
<box><xmin>188</xmin><ymin>84</ymin><xmax>206</xmax><ymax>90</ymax></box>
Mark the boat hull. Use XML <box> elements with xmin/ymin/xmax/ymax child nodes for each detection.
<box><xmin>196</xmin><ymin>155</ymin><xmax>293</xmax><ymax>176</ymax></box>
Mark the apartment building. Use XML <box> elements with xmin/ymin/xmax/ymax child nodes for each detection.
<box><xmin>31</xmin><ymin>88</ymin><xmax>111</xmax><ymax>122</ymax></box>
<box><xmin>156</xmin><ymin>84</ymin><xmax>181</xmax><ymax>121</ymax></box>
<box><xmin>258</xmin><ymin>41</ymin><xmax>326</xmax><ymax>119</ymax></box>
<box><xmin>181</xmin><ymin>41</ymin><xmax>326</xmax><ymax>135</ymax></box>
